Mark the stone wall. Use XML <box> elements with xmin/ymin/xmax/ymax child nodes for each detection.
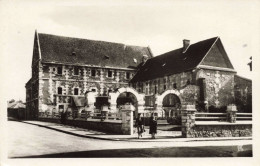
<box><xmin>181</xmin><ymin>104</ymin><xmax>252</xmax><ymax>138</ymax></box>
<box><xmin>132</xmin><ymin>71</ymin><xmax>193</xmax><ymax>95</ymax></box>
<box><xmin>39</xmin><ymin>118</ymin><xmax>123</xmax><ymax>134</ymax></box>
<box><xmin>196</xmin><ymin>69</ymin><xmax>235</xmax><ymax>109</ymax></box>
<box><xmin>38</xmin><ymin>62</ymin><xmax>137</xmax><ymax>113</ymax></box>
<box><xmin>234</xmin><ymin>75</ymin><xmax>252</xmax><ymax>113</ymax></box>
<box><xmin>188</xmin><ymin>124</ymin><xmax>252</xmax><ymax>138</ymax></box>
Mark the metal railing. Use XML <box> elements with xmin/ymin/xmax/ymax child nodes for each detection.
<box><xmin>39</xmin><ymin>111</ymin><xmax>122</xmax><ymax>121</ymax></box>
<box><xmin>195</xmin><ymin>112</ymin><xmax>227</xmax><ymax>122</ymax></box>
<box><xmin>236</xmin><ymin>113</ymin><xmax>252</xmax><ymax>121</ymax></box>
<box><xmin>195</xmin><ymin>112</ymin><xmax>252</xmax><ymax>122</ymax></box>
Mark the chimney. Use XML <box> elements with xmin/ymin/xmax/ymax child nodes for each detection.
<box><xmin>182</xmin><ymin>39</ymin><xmax>190</xmax><ymax>53</ymax></box>
<box><xmin>142</xmin><ymin>54</ymin><xmax>149</xmax><ymax>63</ymax></box>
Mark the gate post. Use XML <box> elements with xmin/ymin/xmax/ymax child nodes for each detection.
<box><xmin>121</xmin><ymin>104</ymin><xmax>135</xmax><ymax>135</ymax></box>
<box><xmin>226</xmin><ymin>104</ymin><xmax>237</xmax><ymax>123</ymax></box>
<box><xmin>181</xmin><ymin>104</ymin><xmax>196</xmax><ymax>138</ymax></box>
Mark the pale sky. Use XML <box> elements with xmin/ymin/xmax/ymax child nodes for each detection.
<box><xmin>0</xmin><ymin>0</ymin><xmax>259</xmax><ymax>102</ymax></box>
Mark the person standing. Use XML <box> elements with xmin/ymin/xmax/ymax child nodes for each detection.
<box><xmin>149</xmin><ymin>114</ymin><xmax>157</xmax><ymax>139</ymax></box>
<box><xmin>135</xmin><ymin>113</ymin><xmax>144</xmax><ymax>139</ymax></box>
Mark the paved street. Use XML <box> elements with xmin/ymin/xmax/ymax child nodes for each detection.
<box><xmin>8</xmin><ymin>121</ymin><xmax>252</xmax><ymax>158</ymax></box>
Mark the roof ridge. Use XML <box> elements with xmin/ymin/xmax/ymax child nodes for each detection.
<box><xmin>38</xmin><ymin>32</ymin><xmax>149</xmax><ymax>49</ymax></box>
<box><xmin>153</xmin><ymin>36</ymin><xmax>219</xmax><ymax>58</ymax></box>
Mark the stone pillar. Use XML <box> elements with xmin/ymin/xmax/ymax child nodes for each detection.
<box><xmin>85</xmin><ymin>92</ymin><xmax>97</xmax><ymax>113</ymax></box>
<box><xmin>226</xmin><ymin>104</ymin><xmax>237</xmax><ymax>123</ymax></box>
<box><xmin>108</xmin><ymin>92</ymin><xmax>118</xmax><ymax>113</ymax></box>
<box><xmin>181</xmin><ymin>104</ymin><xmax>196</xmax><ymax>138</ymax></box>
<box><xmin>121</xmin><ymin>105</ymin><xmax>134</xmax><ymax>135</ymax></box>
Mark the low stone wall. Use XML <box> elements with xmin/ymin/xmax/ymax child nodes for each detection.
<box><xmin>181</xmin><ymin>104</ymin><xmax>252</xmax><ymax>138</ymax></box>
<box><xmin>188</xmin><ymin>123</ymin><xmax>252</xmax><ymax>138</ymax></box>
<box><xmin>39</xmin><ymin>118</ymin><xmax>123</xmax><ymax>134</ymax></box>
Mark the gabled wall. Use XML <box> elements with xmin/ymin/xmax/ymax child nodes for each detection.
<box><xmin>200</xmin><ymin>40</ymin><xmax>234</xmax><ymax>69</ymax></box>
<box><xmin>25</xmin><ymin>32</ymin><xmax>41</xmax><ymax>119</ymax></box>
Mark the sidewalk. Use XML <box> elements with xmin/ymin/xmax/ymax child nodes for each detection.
<box><xmin>22</xmin><ymin>120</ymin><xmax>252</xmax><ymax>142</ymax></box>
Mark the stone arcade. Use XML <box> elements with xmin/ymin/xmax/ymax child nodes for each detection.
<box><xmin>25</xmin><ymin>32</ymin><xmax>252</xmax><ymax>120</ymax></box>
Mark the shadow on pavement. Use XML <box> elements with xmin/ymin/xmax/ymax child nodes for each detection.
<box><xmin>12</xmin><ymin>145</ymin><xmax>252</xmax><ymax>158</ymax></box>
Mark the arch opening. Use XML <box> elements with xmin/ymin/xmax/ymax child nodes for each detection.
<box><xmin>116</xmin><ymin>92</ymin><xmax>138</xmax><ymax>117</ymax></box>
<box><xmin>162</xmin><ymin>94</ymin><xmax>181</xmax><ymax>120</ymax></box>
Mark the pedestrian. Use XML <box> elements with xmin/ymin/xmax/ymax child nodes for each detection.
<box><xmin>63</xmin><ymin>110</ymin><xmax>68</xmax><ymax>125</ymax></box>
<box><xmin>60</xmin><ymin>110</ymin><xmax>64</xmax><ymax>124</ymax></box>
<box><xmin>149</xmin><ymin>113</ymin><xmax>157</xmax><ymax>139</ymax></box>
<box><xmin>135</xmin><ymin>113</ymin><xmax>145</xmax><ymax>139</ymax></box>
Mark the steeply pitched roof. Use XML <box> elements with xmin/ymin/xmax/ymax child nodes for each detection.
<box><xmin>37</xmin><ymin>33</ymin><xmax>152</xmax><ymax>69</ymax></box>
<box><xmin>131</xmin><ymin>37</ymin><xmax>233</xmax><ymax>82</ymax></box>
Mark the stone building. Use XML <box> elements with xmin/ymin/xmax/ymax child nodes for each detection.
<box><xmin>234</xmin><ymin>75</ymin><xmax>252</xmax><ymax>113</ymax></box>
<box><xmin>26</xmin><ymin>32</ymin><xmax>252</xmax><ymax>119</ymax></box>
<box><xmin>130</xmin><ymin>37</ymin><xmax>241</xmax><ymax>117</ymax></box>
<box><xmin>25</xmin><ymin>31</ymin><xmax>153</xmax><ymax>119</ymax></box>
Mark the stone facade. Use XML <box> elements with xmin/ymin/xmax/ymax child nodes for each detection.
<box><xmin>39</xmin><ymin>63</ymin><xmax>135</xmax><ymax>113</ymax></box>
<box><xmin>188</xmin><ymin>124</ymin><xmax>252</xmax><ymax>138</ymax></box>
<box><xmin>195</xmin><ymin>68</ymin><xmax>236</xmax><ymax>111</ymax></box>
<box><xmin>26</xmin><ymin>33</ymin><xmax>251</xmax><ymax>121</ymax></box>
<box><xmin>25</xmin><ymin>32</ymin><xmax>152</xmax><ymax>119</ymax></box>
<box><xmin>234</xmin><ymin>75</ymin><xmax>252</xmax><ymax>112</ymax></box>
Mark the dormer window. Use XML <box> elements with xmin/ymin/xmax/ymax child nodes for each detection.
<box><xmin>72</xmin><ymin>51</ymin><xmax>76</xmax><ymax>56</ymax></box>
<box><xmin>57</xmin><ymin>66</ymin><xmax>62</xmax><ymax>75</ymax></box>
<box><xmin>104</xmin><ymin>55</ymin><xmax>109</xmax><ymax>59</ymax></box>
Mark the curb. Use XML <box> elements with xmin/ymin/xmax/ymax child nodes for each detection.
<box><xmin>21</xmin><ymin>121</ymin><xmax>117</xmax><ymax>141</ymax></box>
<box><xmin>20</xmin><ymin>121</ymin><xmax>253</xmax><ymax>143</ymax></box>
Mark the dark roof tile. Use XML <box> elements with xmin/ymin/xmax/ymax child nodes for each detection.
<box><xmin>131</xmin><ymin>37</ymin><xmax>219</xmax><ymax>82</ymax></box>
<box><xmin>38</xmin><ymin>33</ymin><xmax>152</xmax><ymax>69</ymax></box>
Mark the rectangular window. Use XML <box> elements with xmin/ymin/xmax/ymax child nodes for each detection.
<box><xmin>57</xmin><ymin>66</ymin><xmax>62</xmax><ymax>75</ymax></box>
<box><xmin>155</xmin><ymin>86</ymin><xmax>157</xmax><ymax>94</ymax></box>
<box><xmin>126</xmin><ymin>72</ymin><xmax>130</xmax><ymax>79</ymax></box>
<box><xmin>74</xmin><ymin>88</ymin><xmax>79</xmax><ymax>95</ymax></box>
<box><xmin>107</xmin><ymin>70</ymin><xmax>112</xmax><ymax>78</ymax></box>
<box><xmin>58</xmin><ymin>87</ymin><xmax>62</xmax><ymax>94</ymax></box>
<box><xmin>74</xmin><ymin>67</ymin><xmax>79</xmax><ymax>75</ymax></box>
<box><xmin>91</xmin><ymin>69</ymin><xmax>96</xmax><ymax>77</ymax></box>
<box><xmin>173</xmin><ymin>83</ymin><xmax>177</xmax><ymax>89</ymax></box>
